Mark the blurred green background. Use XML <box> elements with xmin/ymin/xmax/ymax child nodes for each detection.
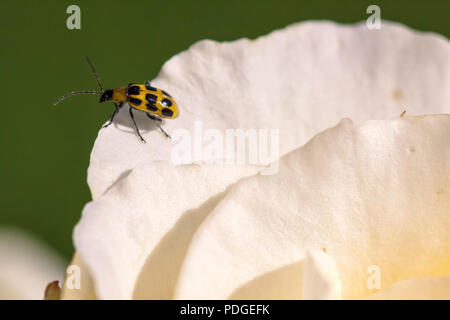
<box><xmin>0</xmin><ymin>0</ymin><xmax>448</xmax><ymax>262</ymax></box>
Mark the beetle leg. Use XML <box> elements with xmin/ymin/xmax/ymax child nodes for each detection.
<box><xmin>129</xmin><ymin>107</ymin><xmax>146</xmax><ymax>143</ymax></box>
<box><xmin>145</xmin><ymin>113</ymin><xmax>171</xmax><ymax>139</ymax></box>
<box><xmin>103</xmin><ymin>102</ymin><xmax>122</xmax><ymax>128</ymax></box>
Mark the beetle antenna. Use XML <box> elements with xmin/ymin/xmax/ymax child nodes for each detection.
<box><xmin>53</xmin><ymin>90</ymin><xmax>99</xmax><ymax>106</ymax></box>
<box><xmin>85</xmin><ymin>56</ymin><xmax>104</xmax><ymax>92</ymax></box>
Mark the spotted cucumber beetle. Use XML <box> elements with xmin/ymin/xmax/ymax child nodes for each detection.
<box><xmin>54</xmin><ymin>57</ymin><xmax>178</xmax><ymax>142</ymax></box>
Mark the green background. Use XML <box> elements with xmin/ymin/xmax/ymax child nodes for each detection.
<box><xmin>0</xmin><ymin>0</ymin><xmax>448</xmax><ymax>262</ymax></box>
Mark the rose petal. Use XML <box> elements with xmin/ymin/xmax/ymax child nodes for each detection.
<box><xmin>174</xmin><ymin>116</ymin><xmax>450</xmax><ymax>299</ymax></box>
<box><xmin>88</xmin><ymin>20</ymin><xmax>450</xmax><ymax>199</ymax></box>
<box><xmin>76</xmin><ymin>164</ymin><xmax>257</xmax><ymax>299</ymax></box>
<box><xmin>61</xmin><ymin>252</ymin><xmax>96</xmax><ymax>300</ymax></box>
<box><xmin>302</xmin><ymin>250</ymin><xmax>342</xmax><ymax>300</ymax></box>
<box><xmin>365</xmin><ymin>275</ymin><xmax>450</xmax><ymax>299</ymax></box>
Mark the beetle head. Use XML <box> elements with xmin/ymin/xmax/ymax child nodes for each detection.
<box><xmin>100</xmin><ymin>89</ymin><xmax>113</xmax><ymax>103</ymax></box>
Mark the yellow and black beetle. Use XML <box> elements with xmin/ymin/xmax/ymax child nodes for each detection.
<box><xmin>54</xmin><ymin>57</ymin><xmax>178</xmax><ymax>142</ymax></box>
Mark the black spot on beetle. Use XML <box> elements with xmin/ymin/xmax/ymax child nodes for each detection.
<box><xmin>161</xmin><ymin>108</ymin><xmax>174</xmax><ymax>117</ymax></box>
<box><xmin>161</xmin><ymin>98</ymin><xmax>172</xmax><ymax>107</ymax></box>
<box><xmin>128</xmin><ymin>85</ymin><xmax>140</xmax><ymax>95</ymax></box>
<box><xmin>145</xmin><ymin>83</ymin><xmax>157</xmax><ymax>91</ymax></box>
<box><xmin>145</xmin><ymin>93</ymin><xmax>157</xmax><ymax>104</ymax></box>
<box><xmin>146</xmin><ymin>103</ymin><xmax>158</xmax><ymax>111</ymax></box>
<box><xmin>162</xmin><ymin>90</ymin><xmax>172</xmax><ymax>97</ymax></box>
<box><xmin>128</xmin><ymin>97</ymin><xmax>142</xmax><ymax>106</ymax></box>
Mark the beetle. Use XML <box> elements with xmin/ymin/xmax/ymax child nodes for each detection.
<box><xmin>54</xmin><ymin>57</ymin><xmax>178</xmax><ymax>142</ymax></box>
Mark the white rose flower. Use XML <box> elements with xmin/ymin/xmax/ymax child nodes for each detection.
<box><xmin>0</xmin><ymin>228</ymin><xmax>65</xmax><ymax>300</ymax></box>
<box><xmin>62</xmin><ymin>21</ymin><xmax>450</xmax><ymax>300</ymax></box>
